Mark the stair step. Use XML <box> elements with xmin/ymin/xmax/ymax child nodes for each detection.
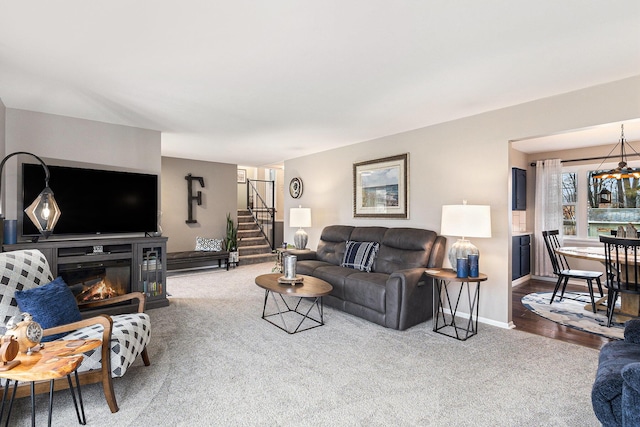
<box><xmin>238</xmin><ymin>229</ymin><xmax>263</xmax><ymax>238</ymax></box>
<box><xmin>239</xmin><ymin>244</ymin><xmax>271</xmax><ymax>256</ymax></box>
<box><xmin>239</xmin><ymin>253</ymin><xmax>276</xmax><ymax>266</ymax></box>
<box><xmin>239</xmin><ymin>236</ymin><xmax>267</xmax><ymax>244</ymax></box>
<box><xmin>238</xmin><ymin>238</ymin><xmax>269</xmax><ymax>248</ymax></box>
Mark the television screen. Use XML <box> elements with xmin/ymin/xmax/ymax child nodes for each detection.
<box><xmin>22</xmin><ymin>164</ymin><xmax>158</xmax><ymax>237</ymax></box>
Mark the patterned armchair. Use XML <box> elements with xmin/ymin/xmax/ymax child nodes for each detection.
<box><xmin>0</xmin><ymin>249</ymin><xmax>151</xmax><ymax>413</ymax></box>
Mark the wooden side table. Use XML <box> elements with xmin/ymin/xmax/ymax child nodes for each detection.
<box><xmin>425</xmin><ymin>269</ymin><xmax>488</xmax><ymax>341</ymax></box>
<box><xmin>0</xmin><ymin>339</ymin><xmax>101</xmax><ymax>427</ymax></box>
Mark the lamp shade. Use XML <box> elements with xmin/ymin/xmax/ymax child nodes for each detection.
<box><xmin>24</xmin><ymin>187</ymin><xmax>61</xmax><ymax>238</ymax></box>
<box><xmin>290</xmin><ymin>207</ymin><xmax>311</xmax><ymax>228</ymax></box>
<box><xmin>441</xmin><ymin>204</ymin><xmax>492</xmax><ymax>238</ymax></box>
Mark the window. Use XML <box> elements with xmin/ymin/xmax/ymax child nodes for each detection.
<box><xmin>562</xmin><ymin>172</ymin><xmax>577</xmax><ymax>236</ymax></box>
<box><xmin>562</xmin><ymin>161</ymin><xmax>640</xmax><ymax>239</ymax></box>
<box><xmin>587</xmin><ymin>170</ymin><xmax>640</xmax><ymax>237</ymax></box>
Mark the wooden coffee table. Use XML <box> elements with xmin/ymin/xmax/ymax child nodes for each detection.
<box><xmin>255</xmin><ymin>273</ymin><xmax>333</xmax><ymax>334</ymax></box>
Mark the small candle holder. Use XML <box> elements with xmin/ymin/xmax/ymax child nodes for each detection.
<box><xmin>456</xmin><ymin>258</ymin><xmax>468</xmax><ymax>278</ymax></box>
<box><xmin>468</xmin><ymin>254</ymin><xmax>479</xmax><ymax>278</ymax></box>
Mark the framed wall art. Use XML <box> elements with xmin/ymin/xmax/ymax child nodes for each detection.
<box><xmin>353</xmin><ymin>153</ymin><xmax>408</xmax><ymax>218</ymax></box>
<box><xmin>237</xmin><ymin>169</ymin><xmax>247</xmax><ymax>184</ymax></box>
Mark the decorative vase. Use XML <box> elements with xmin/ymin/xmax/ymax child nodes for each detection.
<box><xmin>448</xmin><ymin>238</ymin><xmax>478</xmax><ymax>274</ymax></box>
<box><xmin>283</xmin><ymin>255</ymin><xmax>297</xmax><ymax>279</ymax></box>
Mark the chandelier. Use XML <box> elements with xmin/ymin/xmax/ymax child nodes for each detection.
<box><xmin>592</xmin><ymin>124</ymin><xmax>640</xmax><ymax>179</ymax></box>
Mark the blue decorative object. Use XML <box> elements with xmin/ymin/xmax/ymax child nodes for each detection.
<box><xmin>456</xmin><ymin>258</ymin><xmax>468</xmax><ymax>278</ymax></box>
<box><xmin>341</xmin><ymin>241</ymin><xmax>380</xmax><ymax>272</ymax></box>
<box><xmin>468</xmin><ymin>254</ymin><xmax>479</xmax><ymax>277</ymax></box>
<box><xmin>14</xmin><ymin>276</ymin><xmax>82</xmax><ymax>342</ymax></box>
<box><xmin>3</xmin><ymin>219</ymin><xmax>16</xmax><ymax>244</ymax></box>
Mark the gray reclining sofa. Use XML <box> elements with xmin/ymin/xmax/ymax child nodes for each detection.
<box><xmin>289</xmin><ymin>225</ymin><xmax>446</xmax><ymax>330</ymax></box>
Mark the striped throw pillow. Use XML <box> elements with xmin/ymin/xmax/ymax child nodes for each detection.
<box><xmin>341</xmin><ymin>241</ymin><xmax>379</xmax><ymax>272</ymax></box>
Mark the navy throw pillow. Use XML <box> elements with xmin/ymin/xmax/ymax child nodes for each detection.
<box><xmin>341</xmin><ymin>241</ymin><xmax>380</xmax><ymax>272</ymax></box>
<box><xmin>15</xmin><ymin>276</ymin><xmax>83</xmax><ymax>342</ymax></box>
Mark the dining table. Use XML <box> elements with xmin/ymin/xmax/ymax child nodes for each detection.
<box><xmin>556</xmin><ymin>246</ymin><xmax>640</xmax><ymax>318</ymax></box>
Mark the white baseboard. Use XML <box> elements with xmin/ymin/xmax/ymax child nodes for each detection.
<box><xmin>511</xmin><ymin>274</ymin><xmax>531</xmax><ymax>286</ymax></box>
<box><xmin>437</xmin><ymin>307</ymin><xmax>514</xmax><ymax>330</ymax></box>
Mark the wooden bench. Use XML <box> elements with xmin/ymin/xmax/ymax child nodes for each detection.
<box><xmin>166</xmin><ymin>251</ymin><xmax>230</xmax><ymax>271</ymax></box>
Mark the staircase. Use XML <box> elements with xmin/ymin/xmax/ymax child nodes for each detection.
<box><xmin>237</xmin><ymin>210</ymin><xmax>276</xmax><ymax>265</ymax></box>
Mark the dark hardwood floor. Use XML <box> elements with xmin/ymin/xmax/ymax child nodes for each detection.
<box><xmin>512</xmin><ymin>278</ymin><xmax>613</xmax><ymax>350</ymax></box>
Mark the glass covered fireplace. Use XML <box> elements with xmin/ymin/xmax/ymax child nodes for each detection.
<box><xmin>59</xmin><ymin>259</ymin><xmax>131</xmax><ymax>309</ymax></box>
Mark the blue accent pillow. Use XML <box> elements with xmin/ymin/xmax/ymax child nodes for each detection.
<box><xmin>341</xmin><ymin>241</ymin><xmax>380</xmax><ymax>272</ymax></box>
<box><xmin>15</xmin><ymin>276</ymin><xmax>83</xmax><ymax>342</ymax></box>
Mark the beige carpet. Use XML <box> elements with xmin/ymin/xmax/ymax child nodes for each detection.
<box><xmin>8</xmin><ymin>262</ymin><xmax>601</xmax><ymax>426</ymax></box>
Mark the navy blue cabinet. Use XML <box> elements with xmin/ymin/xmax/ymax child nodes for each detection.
<box><xmin>512</xmin><ymin>168</ymin><xmax>527</xmax><ymax>211</ymax></box>
<box><xmin>512</xmin><ymin>234</ymin><xmax>531</xmax><ymax>280</ymax></box>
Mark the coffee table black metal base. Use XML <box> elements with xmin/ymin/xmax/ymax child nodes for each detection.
<box><xmin>255</xmin><ymin>273</ymin><xmax>333</xmax><ymax>335</ymax></box>
<box><xmin>261</xmin><ymin>290</ymin><xmax>325</xmax><ymax>334</ymax></box>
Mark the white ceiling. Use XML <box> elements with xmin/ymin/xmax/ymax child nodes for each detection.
<box><xmin>1</xmin><ymin>1</ymin><xmax>639</xmax><ymax>166</ymax></box>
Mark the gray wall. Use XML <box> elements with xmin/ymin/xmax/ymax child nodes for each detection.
<box><xmin>3</xmin><ymin>109</ymin><xmax>161</xmax><ymax>225</ymax></box>
<box><xmin>283</xmin><ymin>74</ymin><xmax>640</xmax><ymax>329</ymax></box>
<box><xmin>161</xmin><ymin>157</ymin><xmax>236</xmax><ymax>252</ymax></box>
<box><xmin>0</xmin><ymin>99</ymin><xmax>5</xmax><ymax>159</ymax></box>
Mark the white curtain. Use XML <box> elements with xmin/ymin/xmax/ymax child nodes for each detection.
<box><xmin>534</xmin><ymin>159</ymin><xmax>563</xmax><ymax>277</ymax></box>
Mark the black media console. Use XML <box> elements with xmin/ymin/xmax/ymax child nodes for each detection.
<box><xmin>3</xmin><ymin>236</ymin><xmax>169</xmax><ymax>316</ymax></box>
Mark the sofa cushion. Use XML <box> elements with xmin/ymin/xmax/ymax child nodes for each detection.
<box><xmin>313</xmin><ymin>265</ymin><xmax>359</xmax><ymax>300</ymax></box>
<box><xmin>343</xmin><ymin>272</ymin><xmax>389</xmax><ymax>313</ymax></box>
<box><xmin>15</xmin><ymin>276</ymin><xmax>83</xmax><ymax>342</ymax></box>
<box><xmin>296</xmin><ymin>260</ymin><xmax>332</xmax><ymax>276</ymax></box>
<box><xmin>341</xmin><ymin>241</ymin><xmax>379</xmax><ymax>272</ymax></box>
<box><xmin>375</xmin><ymin>228</ymin><xmax>436</xmax><ymax>274</ymax></box>
<box><xmin>316</xmin><ymin>225</ymin><xmax>354</xmax><ymax>265</ymax></box>
<box><xmin>349</xmin><ymin>227</ymin><xmax>387</xmax><ymax>244</ymax></box>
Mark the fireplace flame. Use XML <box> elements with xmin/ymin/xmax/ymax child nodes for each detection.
<box><xmin>76</xmin><ymin>279</ymin><xmax>120</xmax><ymax>303</ymax></box>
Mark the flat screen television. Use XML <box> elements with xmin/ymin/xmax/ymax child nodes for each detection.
<box><xmin>22</xmin><ymin>163</ymin><xmax>158</xmax><ymax>237</ymax></box>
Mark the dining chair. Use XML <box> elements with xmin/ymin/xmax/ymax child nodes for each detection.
<box><xmin>542</xmin><ymin>230</ymin><xmax>603</xmax><ymax>313</ymax></box>
<box><xmin>600</xmin><ymin>235</ymin><xmax>640</xmax><ymax>327</ymax></box>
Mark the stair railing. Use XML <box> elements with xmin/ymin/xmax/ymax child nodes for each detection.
<box><xmin>246</xmin><ymin>179</ymin><xmax>276</xmax><ymax>250</ymax></box>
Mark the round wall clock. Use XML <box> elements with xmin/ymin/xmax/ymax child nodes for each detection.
<box><xmin>289</xmin><ymin>177</ymin><xmax>303</xmax><ymax>198</ymax></box>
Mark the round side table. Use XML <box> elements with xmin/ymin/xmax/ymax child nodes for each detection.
<box><xmin>425</xmin><ymin>269</ymin><xmax>488</xmax><ymax>341</ymax></box>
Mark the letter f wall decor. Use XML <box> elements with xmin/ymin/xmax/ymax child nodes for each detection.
<box><xmin>185</xmin><ymin>173</ymin><xmax>205</xmax><ymax>224</ymax></box>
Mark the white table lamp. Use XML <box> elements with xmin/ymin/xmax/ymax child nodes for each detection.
<box><xmin>290</xmin><ymin>206</ymin><xmax>311</xmax><ymax>249</ymax></box>
<box><xmin>440</xmin><ymin>202</ymin><xmax>492</xmax><ymax>274</ymax></box>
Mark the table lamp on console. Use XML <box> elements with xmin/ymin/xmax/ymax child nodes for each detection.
<box><xmin>0</xmin><ymin>152</ymin><xmax>62</xmax><ymax>249</ymax></box>
<box><xmin>290</xmin><ymin>205</ymin><xmax>311</xmax><ymax>250</ymax></box>
<box><xmin>440</xmin><ymin>201</ymin><xmax>491</xmax><ymax>277</ymax></box>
